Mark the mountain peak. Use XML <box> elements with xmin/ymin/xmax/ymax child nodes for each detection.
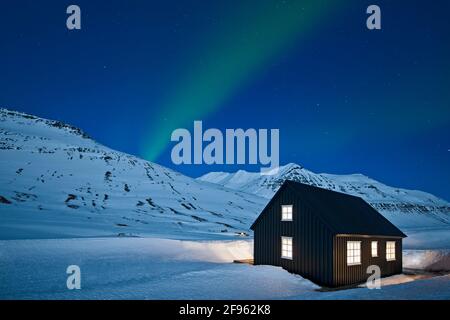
<box><xmin>197</xmin><ymin>163</ymin><xmax>450</xmax><ymax>228</ymax></box>
<box><xmin>0</xmin><ymin>108</ymin><xmax>268</xmax><ymax>239</ymax></box>
<box><xmin>1</xmin><ymin>107</ymin><xmax>91</xmax><ymax>140</ymax></box>
<box><xmin>283</xmin><ymin>163</ymin><xmax>303</xmax><ymax>170</ymax></box>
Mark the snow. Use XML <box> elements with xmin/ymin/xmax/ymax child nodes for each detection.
<box><xmin>1</xmin><ymin>237</ymin><xmax>449</xmax><ymax>300</ymax></box>
<box><xmin>404</xmin><ymin>250</ymin><xmax>450</xmax><ymax>271</ymax></box>
<box><xmin>309</xmin><ymin>275</ymin><xmax>450</xmax><ymax>300</ymax></box>
<box><xmin>0</xmin><ymin>109</ymin><xmax>266</xmax><ymax>240</ymax></box>
<box><xmin>403</xmin><ymin>228</ymin><xmax>450</xmax><ymax>250</ymax></box>
<box><xmin>0</xmin><ymin>238</ymin><xmax>318</xmax><ymax>300</ymax></box>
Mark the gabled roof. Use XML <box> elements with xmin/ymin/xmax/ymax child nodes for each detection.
<box><xmin>251</xmin><ymin>180</ymin><xmax>406</xmax><ymax>238</ymax></box>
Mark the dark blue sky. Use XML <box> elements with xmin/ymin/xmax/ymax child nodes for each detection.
<box><xmin>1</xmin><ymin>0</ymin><xmax>449</xmax><ymax>200</ymax></box>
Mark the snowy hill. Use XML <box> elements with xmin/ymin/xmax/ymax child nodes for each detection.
<box><xmin>0</xmin><ymin>109</ymin><xmax>266</xmax><ymax>240</ymax></box>
<box><xmin>198</xmin><ymin>163</ymin><xmax>450</xmax><ymax>245</ymax></box>
<box><xmin>1</xmin><ymin>108</ymin><xmax>449</xmax><ymax>247</ymax></box>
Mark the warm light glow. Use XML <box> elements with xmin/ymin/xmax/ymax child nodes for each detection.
<box><xmin>281</xmin><ymin>205</ymin><xmax>293</xmax><ymax>221</ymax></box>
<box><xmin>281</xmin><ymin>236</ymin><xmax>293</xmax><ymax>259</ymax></box>
<box><xmin>347</xmin><ymin>241</ymin><xmax>361</xmax><ymax>265</ymax></box>
<box><xmin>371</xmin><ymin>241</ymin><xmax>378</xmax><ymax>257</ymax></box>
<box><xmin>386</xmin><ymin>241</ymin><xmax>396</xmax><ymax>261</ymax></box>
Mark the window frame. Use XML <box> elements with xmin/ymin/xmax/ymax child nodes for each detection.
<box><xmin>281</xmin><ymin>236</ymin><xmax>293</xmax><ymax>260</ymax></box>
<box><xmin>386</xmin><ymin>241</ymin><xmax>396</xmax><ymax>261</ymax></box>
<box><xmin>281</xmin><ymin>205</ymin><xmax>293</xmax><ymax>221</ymax></box>
<box><xmin>346</xmin><ymin>241</ymin><xmax>362</xmax><ymax>266</ymax></box>
<box><xmin>371</xmin><ymin>241</ymin><xmax>378</xmax><ymax>257</ymax></box>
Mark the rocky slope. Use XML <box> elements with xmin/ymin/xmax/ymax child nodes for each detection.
<box><xmin>0</xmin><ymin>108</ymin><xmax>266</xmax><ymax>240</ymax></box>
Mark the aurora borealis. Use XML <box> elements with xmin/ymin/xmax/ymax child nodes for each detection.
<box><xmin>141</xmin><ymin>0</ymin><xmax>338</xmax><ymax>162</ymax></box>
<box><xmin>1</xmin><ymin>0</ymin><xmax>449</xmax><ymax>200</ymax></box>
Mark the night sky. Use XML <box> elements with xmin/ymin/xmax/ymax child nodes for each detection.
<box><xmin>1</xmin><ymin>0</ymin><xmax>449</xmax><ymax>200</ymax></box>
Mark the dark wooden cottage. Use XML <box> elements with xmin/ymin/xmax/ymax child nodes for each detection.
<box><xmin>250</xmin><ymin>180</ymin><xmax>406</xmax><ymax>287</ymax></box>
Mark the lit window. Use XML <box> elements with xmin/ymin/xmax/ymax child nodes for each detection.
<box><xmin>347</xmin><ymin>241</ymin><xmax>361</xmax><ymax>266</ymax></box>
<box><xmin>386</xmin><ymin>241</ymin><xmax>396</xmax><ymax>261</ymax></box>
<box><xmin>281</xmin><ymin>205</ymin><xmax>293</xmax><ymax>221</ymax></box>
<box><xmin>371</xmin><ymin>241</ymin><xmax>378</xmax><ymax>257</ymax></box>
<box><xmin>281</xmin><ymin>237</ymin><xmax>293</xmax><ymax>259</ymax></box>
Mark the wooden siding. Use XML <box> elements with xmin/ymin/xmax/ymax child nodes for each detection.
<box><xmin>253</xmin><ymin>185</ymin><xmax>335</xmax><ymax>287</ymax></box>
<box><xmin>333</xmin><ymin>236</ymin><xmax>403</xmax><ymax>287</ymax></box>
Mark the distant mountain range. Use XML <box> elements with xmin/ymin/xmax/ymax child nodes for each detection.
<box><xmin>198</xmin><ymin>163</ymin><xmax>450</xmax><ymax>230</ymax></box>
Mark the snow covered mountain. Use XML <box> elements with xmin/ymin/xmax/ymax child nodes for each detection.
<box><xmin>198</xmin><ymin>163</ymin><xmax>450</xmax><ymax>233</ymax></box>
<box><xmin>1</xmin><ymin>108</ymin><xmax>449</xmax><ymax>247</ymax></box>
<box><xmin>0</xmin><ymin>108</ymin><xmax>266</xmax><ymax>240</ymax></box>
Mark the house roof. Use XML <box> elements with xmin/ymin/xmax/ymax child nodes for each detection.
<box><xmin>251</xmin><ymin>180</ymin><xmax>406</xmax><ymax>238</ymax></box>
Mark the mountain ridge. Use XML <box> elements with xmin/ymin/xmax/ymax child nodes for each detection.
<box><xmin>198</xmin><ymin>163</ymin><xmax>450</xmax><ymax>229</ymax></box>
<box><xmin>0</xmin><ymin>108</ymin><xmax>266</xmax><ymax>240</ymax></box>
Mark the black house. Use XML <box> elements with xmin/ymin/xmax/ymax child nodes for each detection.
<box><xmin>250</xmin><ymin>180</ymin><xmax>407</xmax><ymax>287</ymax></box>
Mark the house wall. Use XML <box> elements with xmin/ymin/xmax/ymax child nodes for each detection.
<box><xmin>333</xmin><ymin>235</ymin><xmax>403</xmax><ymax>287</ymax></box>
<box><xmin>253</xmin><ymin>185</ymin><xmax>335</xmax><ymax>287</ymax></box>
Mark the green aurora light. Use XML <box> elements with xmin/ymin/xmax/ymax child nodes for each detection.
<box><xmin>142</xmin><ymin>0</ymin><xmax>340</xmax><ymax>161</ymax></box>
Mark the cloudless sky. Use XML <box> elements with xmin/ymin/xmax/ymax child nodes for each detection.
<box><xmin>1</xmin><ymin>0</ymin><xmax>449</xmax><ymax>200</ymax></box>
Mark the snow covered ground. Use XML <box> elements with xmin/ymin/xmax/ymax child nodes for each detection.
<box><xmin>1</xmin><ymin>237</ymin><xmax>449</xmax><ymax>300</ymax></box>
<box><xmin>403</xmin><ymin>249</ymin><xmax>450</xmax><ymax>271</ymax></box>
<box><xmin>0</xmin><ymin>237</ymin><xmax>316</xmax><ymax>299</ymax></box>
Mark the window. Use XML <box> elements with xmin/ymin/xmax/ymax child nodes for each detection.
<box><xmin>371</xmin><ymin>241</ymin><xmax>378</xmax><ymax>257</ymax></box>
<box><xmin>281</xmin><ymin>237</ymin><xmax>293</xmax><ymax>259</ymax></box>
<box><xmin>281</xmin><ymin>205</ymin><xmax>293</xmax><ymax>221</ymax></box>
<box><xmin>347</xmin><ymin>241</ymin><xmax>361</xmax><ymax>266</ymax></box>
<box><xmin>386</xmin><ymin>241</ymin><xmax>396</xmax><ymax>261</ymax></box>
